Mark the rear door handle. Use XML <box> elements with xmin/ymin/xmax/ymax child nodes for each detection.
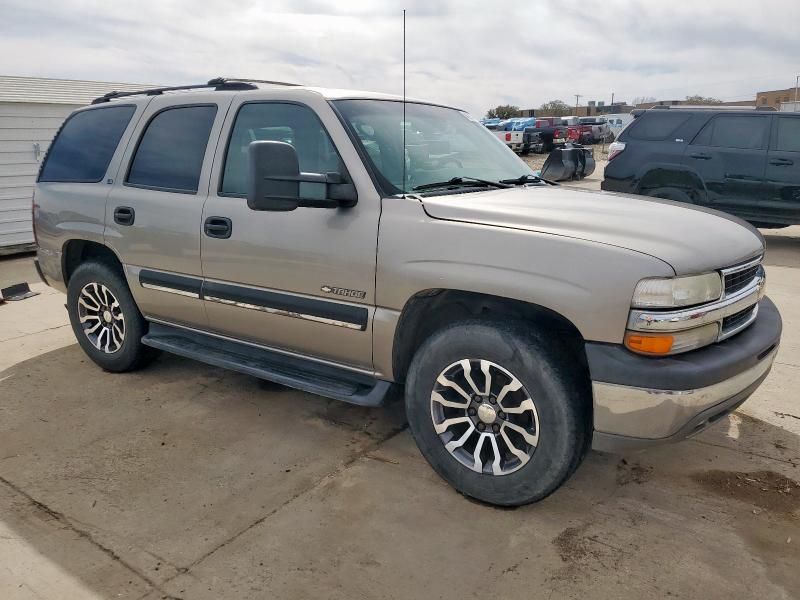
<box><xmin>689</xmin><ymin>153</ymin><xmax>712</xmax><ymax>160</ymax></box>
<box><xmin>204</xmin><ymin>216</ymin><xmax>232</xmax><ymax>239</ymax></box>
<box><xmin>113</xmin><ymin>206</ymin><xmax>135</xmax><ymax>226</ymax></box>
<box><xmin>769</xmin><ymin>158</ymin><xmax>794</xmax><ymax>166</ymax></box>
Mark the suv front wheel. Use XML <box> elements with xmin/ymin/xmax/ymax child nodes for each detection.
<box><xmin>405</xmin><ymin>320</ymin><xmax>591</xmax><ymax>506</ymax></box>
<box><xmin>66</xmin><ymin>261</ymin><xmax>156</xmax><ymax>372</ymax></box>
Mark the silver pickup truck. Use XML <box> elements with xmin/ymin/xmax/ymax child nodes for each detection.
<box><xmin>32</xmin><ymin>78</ymin><xmax>781</xmax><ymax>506</ymax></box>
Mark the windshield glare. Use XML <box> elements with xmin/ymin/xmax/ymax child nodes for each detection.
<box><xmin>333</xmin><ymin>99</ymin><xmax>533</xmax><ymax>194</ymax></box>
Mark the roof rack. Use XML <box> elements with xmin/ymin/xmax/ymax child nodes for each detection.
<box><xmin>91</xmin><ymin>77</ymin><xmax>300</xmax><ymax>104</ymax></box>
<box><xmin>649</xmin><ymin>104</ymin><xmax>775</xmax><ymax>112</ymax></box>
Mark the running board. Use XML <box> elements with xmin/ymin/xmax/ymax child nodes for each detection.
<box><xmin>141</xmin><ymin>323</ymin><xmax>393</xmax><ymax>407</ymax></box>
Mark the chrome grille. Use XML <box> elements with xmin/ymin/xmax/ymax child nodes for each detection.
<box><xmin>723</xmin><ymin>261</ymin><xmax>760</xmax><ymax>297</ymax></box>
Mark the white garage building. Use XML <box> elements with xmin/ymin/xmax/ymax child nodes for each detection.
<box><xmin>0</xmin><ymin>76</ymin><xmax>147</xmax><ymax>254</ymax></box>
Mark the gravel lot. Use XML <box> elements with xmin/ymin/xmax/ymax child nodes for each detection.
<box><xmin>1</xmin><ymin>223</ymin><xmax>798</xmax><ymax>600</ymax></box>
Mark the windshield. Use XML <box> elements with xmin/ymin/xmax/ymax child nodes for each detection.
<box><xmin>333</xmin><ymin>100</ymin><xmax>533</xmax><ymax>195</ymax></box>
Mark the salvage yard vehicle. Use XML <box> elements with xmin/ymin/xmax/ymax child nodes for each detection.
<box><xmin>602</xmin><ymin>105</ymin><xmax>800</xmax><ymax>227</ymax></box>
<box><xmin>578</xmin><ymin>116</ymin><xmax>611</xmax><ymax>142</ymax></box>
<box><xmin>522</xmin><ymin>118</ymin><xmax>569</xmax><ymax>153</ymax></box>
<box><xmin>33</xmin><ymin>79</ymin><xmax>781</xmax><ymax>506</ymax></box>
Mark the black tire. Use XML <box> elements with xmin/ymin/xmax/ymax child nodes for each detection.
<box><xmin>66</xmin><ymin>261</ymin><xmax>157</xmax><ymax>372</ymax></box>
<box><xmin>645</xmin><ymin>186</ymin><xmax>694</xmax><ymax>203</ymax></box>
<box><xmin>405</xmin><ymin>320</ymin><xmax>591</xmax><ymax>506</ymax></box>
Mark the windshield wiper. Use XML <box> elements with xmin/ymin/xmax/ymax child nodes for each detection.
<box><xmin>412</xmin><ymin>176</ymin><xmax>511</xmax><ymax>192</ymax></box>
<box><xmin>499</xmin><ymin>174</ymin><xmax>557</xmax><ymax>186</ymax></box>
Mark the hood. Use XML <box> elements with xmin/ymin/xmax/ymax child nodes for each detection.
<box><xmin>420</xmin><ymin>186</ymin><xmax>764</xmax><ymax>274</ymax></box>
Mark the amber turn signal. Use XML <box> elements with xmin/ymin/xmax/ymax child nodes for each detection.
<box><xmin>624</xmin><ymin>332</ymin><xmax>674</xmax><ymax>355</ymax></box>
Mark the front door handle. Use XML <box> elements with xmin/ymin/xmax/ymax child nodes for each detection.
<box><xmin>689</xmin><ymin>152</ymin><xmax>712</xmax><ymax>160</ymax></box>
<box><xmin>204</xmin><ymin>216</ymin><xmax>232</xmax><ymax>239</ymax></box>
<box><xmin>113</xmin><ymin>206</ymin><xmax>135</xmax><ymax>226</ymax></box>
<box><xmin>769</xmin><ymin>158</ymin><xmax>794</xmax><ymax>166</ymax></box>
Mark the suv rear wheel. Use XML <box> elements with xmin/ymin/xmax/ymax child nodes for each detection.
<box><xmin>405</xmin><ymin>320</ymin><xmax>590</xmax><ymax>506</ymax></box>
<box><xmin>66</xmin><ymin>261</ymin><xmax>157</xmax><ymax>372</ymax></box>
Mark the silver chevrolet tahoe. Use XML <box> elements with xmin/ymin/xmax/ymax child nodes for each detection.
<box><xmin>32</xmin><ymin>78</ymin><xmax>781</xmax><ymax>506</ymax></box>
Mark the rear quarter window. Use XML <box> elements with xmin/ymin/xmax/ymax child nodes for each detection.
<box><xmin>38</xmin><ymin>105</ymin><xmax>135</xmax><ymax>183</ymax></box>
<box><xmin>625</xmin><ymin>112</ymin><xmax>691</xmax><ymax>141</ymax></box>
<box><xmin>775</xmin><ymin>117</ymin><xmax>800</xmax><ymax>152</ymax></box>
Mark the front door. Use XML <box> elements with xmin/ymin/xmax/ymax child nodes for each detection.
<box><xmin>200</xmin><ymin>96</ymin><xmax>380</xmax><ymax>370</ymax></box>
<box><xmin>106</xmin><ymin>93</ymin><xmax>231</xmax><ymax>328</ymax></box>
<box><xmin>764</xmin><ymin>115</ymin><xmax>800</xmax><ymax>224</ymax></box>
<box><xmin>682</xmin><ymin>114</ymin><xmax>770</xmax><ymax>220</ymax></box>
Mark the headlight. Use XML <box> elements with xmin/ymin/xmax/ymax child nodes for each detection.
<box><xmin>624</xmin><ymin>322</ymin><xmax>720</xmax><ymax>356</ymax></box>
<box><xmin>631</xmin><ymin>273</ymin><xmax>722</xmax><ymax>308</ymax></box>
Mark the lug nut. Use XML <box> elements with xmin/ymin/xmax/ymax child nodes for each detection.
<box><xmin>492</xmin><ymin>424</ymin><xmax>500</xmax><ymax>433</ymax></box>
<box><xmin>498</xmin><ymin>412</ymin><xmax>506</xmax><ymax>419</ymax></box>
<box><xmin>468</xmin><ymin>407</ymin><xmax>476</xmax><ymax>416</ymax></box>
<box><xmin>477</xmin><ymin>423</ymin><xmax>485</xmax><ymax>431</ymax></box>
<box><xmin>489</xmin><ymin>397</ymin><xmax>496</xmax><ymax>404</ymax></box>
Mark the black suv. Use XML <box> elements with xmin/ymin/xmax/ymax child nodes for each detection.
<box><xmin>602</xmin><ymin>107</ymin><xmax>800</xmax><ymax>227</ymax></box>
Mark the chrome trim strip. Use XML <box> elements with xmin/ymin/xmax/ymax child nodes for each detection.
<box><xmin>203</xmin><ymin>295</ymin><xmax>364</xmax><ymax>330</ymax></box>
<box><xmin>627</xmin><ymin>273</ymin><xmax>764</xmax><ymax>332</ymax></box>
<box><xmin>720</xmin><ymin>255</ymin><xmax>763</xmax><ymax>277</ymax></box>
<box><xmin>141</xmin><ymin>282</ymin><xmax>200</xmax><ymax>299</ymax></box>
<box><xmin>145</xmin><ymin>317</ymin><xmax>377</xmax><ymax>377</ymax></box>
<box><xmin>593</xmin><ymin>346</ymin><xmax>778</xmax><ymax>439</ymax></box>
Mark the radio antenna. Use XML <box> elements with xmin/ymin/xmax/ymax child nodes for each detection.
<box><xmin>402</xmin><ymin>8</ymin><xmax>406</xmax><ymax>198</ymax></box>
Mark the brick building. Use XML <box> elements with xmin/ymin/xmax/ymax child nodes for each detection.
<box><xmin>757</xmin><ymin>87</ymin><xmax>800</xmax><ymax>109</ymax></box>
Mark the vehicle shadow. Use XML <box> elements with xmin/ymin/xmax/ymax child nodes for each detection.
<box><xmin>0</xmin><ymin>344</ymin><xmax>798</xmax><ymax>598</ymax></box>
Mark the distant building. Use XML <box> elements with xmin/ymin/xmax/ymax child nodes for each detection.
<box><xmin>758</xmin><ymin>87</ymin><xmax>800</xmax><ymax>109</ymax></box>
<box><xmin>0</xmin><ymin>75</ymin><xmax>148</xmax><ymax>253</ymax></box>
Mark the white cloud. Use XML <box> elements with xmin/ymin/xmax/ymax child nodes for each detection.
<box><xmin>0</xmin><ymin>0</ymin><xmax>798</xmax><ymax>116</ymax></box>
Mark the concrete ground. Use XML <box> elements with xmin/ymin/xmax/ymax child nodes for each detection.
<box><xmin>1</xmin><ymin>225</ymin><xmax>799</xmax><ymax>599</ymax></box>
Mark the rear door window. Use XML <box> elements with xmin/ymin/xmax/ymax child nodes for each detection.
<box><xmin>774</xmin><ymin>117</ymin><xmax>800</xmax><ymax>152</ymax></box>
<box><xmin>692</xmin><ymin>115</ymin><xmax>769</xmax><ymax>150</ymax></box>
<box><xmin>38</xmin><ymin>105</ymin><xmax>135</xmax><ymax>183</ymax></box>
<box><xmin>626</xmin><ymin>112</ymin><xmax>691</xmax><ymax>141</ymax></box>
<box><xmin>127</xmin><ymin>105</ymin><xmax>217</xmax><ymax>193</ymax></box>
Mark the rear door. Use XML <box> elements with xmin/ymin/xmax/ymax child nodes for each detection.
<box><xmin>105</xmin><ymin>93</ymin><xmax>232</xmax><ymax>328</ymax></box>
<box><xmin>764</xmin><ymin>115</ymin><xmax>800</xmax><ymax>224</ymax></box>
<box><xmin>682</xmin><ymin>114</ymin><xmax>770</xmax><ymax>219</ymax></box>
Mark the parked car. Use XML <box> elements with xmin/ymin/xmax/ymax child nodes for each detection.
<box><xmin>602</xmin><ymin>106</ymin><xmax>799</xmax><ymax>227</ymax></box>
<box><xmin>33</xmin><ymin>79</ymin><xmax>780</xmax><ymax>506</ymax></box>
<box><xmin>485</xmin><ymin>118</ymin><xmax>527</xmax><ymax>152</ymax></box>
<box><xmin>578</xmin><ymin>117</ymin><xmax>611</xmax><ymax>142</ymax></box>
<box><xmin>522</xmin><ymin>117</ymin><xmax>569</xmax><ymax>153</ymax></box>
<box><xmin>603</xmin><ymin>113</ymin><xmax>634</xmax><ymax>138</ymax></box>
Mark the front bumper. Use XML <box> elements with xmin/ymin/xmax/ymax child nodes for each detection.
<box><xmin>588</xmin><ymin>297</ymin><xmax>782</xmax><ymax>452</ymax></box>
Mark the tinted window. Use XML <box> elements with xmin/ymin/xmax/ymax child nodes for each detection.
<box><xmin>39</xmin><ymin>105</ymin><xmax>135</xmax><ymax>182</ymax></box>
<box><xmin>127</xmin><ymin>105</ymin><xmax>217</xmax><ymax>192</ymax></box>
<box><xmin>693</xmin><ymin>116</ymin><xmax>768</xmax><ymax>150</ymax></box>
<box><xmin>775</xmin><ymin>117</ymin><xmax>800</xmax><ymax>152</ymax></box>
<box><xmin>626</xmin><ymin>112</ymin><xmax>691</xmax><ymax>141</ymax></box>
<box><xmin>221</xmin><ymin>103</ymin><xmax>344</xmax><ymax>196</ymax></box>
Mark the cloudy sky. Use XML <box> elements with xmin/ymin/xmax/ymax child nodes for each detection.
<box><xmin>1</xmin><ymin>0</ymin><xmax>798</xmax><ymax>116</ymax></box>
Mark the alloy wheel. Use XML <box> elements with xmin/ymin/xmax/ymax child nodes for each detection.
<box><xmin>430</xmin><ymin>359</ymin><xmax>539</xmax><ymax>476</ymax></box>
<box><xmin>77</xmin><ymin>282</ymin><xmax>125</xmax><ymax>354</ymax></box>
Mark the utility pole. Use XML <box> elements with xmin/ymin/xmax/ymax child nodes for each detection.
<box><xmin>574</xmin><ymin>94</ymin><xmax>582</xmax><ymax>114</ymax></box>
<box><xmin>795</xmin><ymin>75</ymin><xmax>799</xmax><ymax>112</ymax></box>
<box><xmin>611</xmin><ymin>92</ymin><xmax>615</xmax><ymax>106</ymax></box>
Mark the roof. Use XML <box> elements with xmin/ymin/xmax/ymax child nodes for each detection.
<box><xmin>0</xmin><ymin>75</ymin><xmax>155</xmax><ymax>105</ymax></box>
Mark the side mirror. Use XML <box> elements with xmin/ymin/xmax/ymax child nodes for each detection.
<box><xmin>246</xmin><ymin>141</ymin><xmax>357</xmax><ymax>212</ymax></box>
